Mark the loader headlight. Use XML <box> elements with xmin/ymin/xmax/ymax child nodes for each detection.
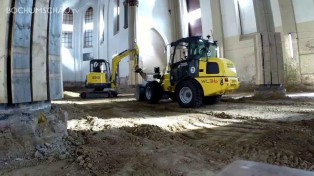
<box><xmin>190</xmin><ymin>67</ymin><xmax>196</xmax><ymax>74</ymax></box>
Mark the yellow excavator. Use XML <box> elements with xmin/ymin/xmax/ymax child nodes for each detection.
<box><xmin>80</xmin><ymin>45</ymin><xmax>144</xmax><ymax>99</ymax></box>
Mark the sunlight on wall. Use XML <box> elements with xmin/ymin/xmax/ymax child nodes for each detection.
<box><xmin>138</xmin><ymin>28</ymin><xmax>167</xmax><ymax>74</ymax></box>
<box><xmin>62</xmin><ymin>24</ymin><xmax>73</xmax><ymax>32</ymax></box>
<box><xmin>187</xmin><ymin>8</ymin><xmax>201</xmax><ymax>25</ymax></box>
<box><xmin>84</xmin><ymin>22</ymin><xmax>94</xmax><ymax>31</ymax></box>
<box><xmin>61</xmin><ymin>48</ymin><xmax>75</xmax><ymax>72</ymax></box>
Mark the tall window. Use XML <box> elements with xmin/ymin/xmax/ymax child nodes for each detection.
<box><xmin>237</xmin><ymin>0</ymin><xmax>257</xmax><ymax>35</ymax></box>
<box><xmin>186</xmin><ymin>0</ymin><xmax>202</xmax><ymax>36</ymax></box>
<box><xmin>84</xmin><ymin>7</ymin><xmax>94</xmax><ymax>48</ymax></box>
<box><xmin>99</xmin><ymin>5</ymin><xmax>105</xmax><ymax>44</ymax></box>
<box><xmin>114</xmin><ymin>0</ymin><xmax>120</xmax><ymax>35</ymax></box>
<box><xmin>62</xmin><ymin>8</ymin><xmax>73</xmax><ymax>48</ymax></box>
<box><xmin>123</xmin><ymin>0</ymin><xmax>128</xmax><ymax>29</ymax></box>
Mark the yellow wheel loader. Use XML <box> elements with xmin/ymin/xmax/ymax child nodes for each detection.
<box><xmin>136</xmin><ymin>36</ymin><xmax>240</xmax><ymax>108</ymax></box>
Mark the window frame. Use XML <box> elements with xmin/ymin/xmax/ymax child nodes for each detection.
<box><xmin>206</xmin><ymin>62</ymin><xmax>220</xmax><ymax>74</ymax></box>
<box><xmin>84</xmin><ymin>7</ymin><xmax>94</xmax><ymax>48</ymax></box>
<box><xmin>62</xmin><ymin>32</ymin><xmax>73</xmax><ymax>48</ymax></box>
<box><xmin>62</xmin><ymin>8</ymin><xmax>74</xmax><ymax>49</ymax></box>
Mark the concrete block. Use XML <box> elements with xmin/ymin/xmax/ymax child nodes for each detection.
<box><xmin>301</xmin><ymin>74</ymin><xmax>314</xmax><ymax>86</ymax></box>
<box><xmin>299</xmin><ymin>38</ymin><xmax>314</xmax><ymax>55</ymax></box>
<box><xmin>300</xmin><ymin>54</ymin><xmax>314</xmax><ymax>74</ymax></box>
<box><xmin>0</xmin><ymin>106</ymin><xmax>67</xmax><ymax>160</ymax></box>
<box><xmin>254</xmin><ymin>85</ymin><xmax>286</xmax><ymax>99</ymax></box>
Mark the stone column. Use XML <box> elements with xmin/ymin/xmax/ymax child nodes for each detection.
<box><xmin>210</xmin><ymin>0</ymin><xmax>225</xmax><ymax>57</ymax></box>
<box><xmin>169</xmin><ymin>0</ymin><xmax>188</xmax><ymax>40</ymax></box>
<box><xmin>127</xmin><ymin>0</ymin><xmax>139</xmax><ymax>86</ymax></box>
<box><xmin>0</xmin><ymin>0</ymin><xmax>66</xmax><ymax>161</ymax></box>
<box><xmin>253</xmin><ymin>0</ymin><xmax>286</xmax><ymax>98</ymax></box>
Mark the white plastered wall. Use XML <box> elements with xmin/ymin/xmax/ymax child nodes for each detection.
<box><xmin>61</xmin><ymin>0</ymin><xmax>173</xmax><ymax>88</ymax></box>
<box><xmin>220</xmin><ymin>0</ymin><xmax>257</xmax><ymax>88</ymax></box>
<box><xmin>137</xmin><ymin>0</ymin><xmax>172</xmax><ymax>74</ymax></box>
<box><xmin>292</xmin><ymin>0</ymin><xmax>314</xmax><ymax>86</ymax></box>
<box><xmin>61</xmin><ymin>0</ymin><xmax>130</xmax><ymax>87</ymax></box>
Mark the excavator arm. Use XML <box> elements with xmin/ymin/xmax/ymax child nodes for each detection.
<box><xmin>111</xmin><ymin>44</ymin><xmax>146</xmax><ymax>89</ymax></box>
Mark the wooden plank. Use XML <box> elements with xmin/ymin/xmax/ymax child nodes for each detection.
<box><xmin>32</xmin><ymin>0</ymin><xmax>49</xmax><ymax>101</ymax></box>
<box><xmin>48</xmin><ymin>0</ymin><xmax>63</xmax><ymax>100</ymax></box>
<box><xmin>0</xmin><ymin>0</ymin><xmax>11</xmax><ymax>104</ymax></box>
<box><xmin>11</xmin><ymin>0</ymin><xmax>34</xmax><ymax>103</ymax></box>
<box><xmin>269</xmin><ymin>33</ymin><xmax>279</xmax><ymax>84</ymax></box>
<box><xmin>263</xmin><ymin>47</ymin><xmax>272</xmax><ymax>85</ymax></box>
<box><xmin>262</xmin><ymin>33</ymin><xmax>272</xmax><ymax>84</ymax></box>
<box><xmin>275</xmin><ymin>33</ymin><xmax>284</xmax><ymax>84</ymax></box>
<box><xmin>254</xmin><ymin>34</ymin><xmax>264</xmax><ymax>85</ymax></box>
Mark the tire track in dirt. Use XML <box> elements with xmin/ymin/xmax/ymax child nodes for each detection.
<box><xmin>54</xmin><ymin>97</ymin><xmax>314</xmax><ymax>174</ymax></box>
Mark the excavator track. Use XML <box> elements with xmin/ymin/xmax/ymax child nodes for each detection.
<box><xmin>80</xmin><ymin>91</ymin><xmax>118</xmax><ymax>99</ymax></box>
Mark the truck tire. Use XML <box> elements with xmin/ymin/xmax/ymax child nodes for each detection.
<box><xmin>135</xmin><ymin>84</ymin><xmax>146</xmax><ymax>101</ymax></box>
<box><xmin>203</xmin><ymin>95</ymin><xmax>221</xmax><ymax>105</ymax></box>
<box><xmin>145</xmin><ymin>81</ymin><xmax>162</xmax><ymax>104</ymax></box>
<box><xmin>176</xmin><ymin>80</ymin><xmax>203</xmax><ymax>108</ymax></box>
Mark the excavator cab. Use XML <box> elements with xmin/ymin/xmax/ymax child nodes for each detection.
<box><xmin>85</xmin><ymin>59</ymin><xmax>111</xmax><ymax>90</ymax></box>
<box><xmin>90</xmin><ymin>59</ymin><xmax>110</xmax><ymax>73</ymax></box>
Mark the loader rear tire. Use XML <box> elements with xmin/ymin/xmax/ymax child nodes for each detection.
<box><xmin>203</xmin><ymin>95</ymin><xmax>221</xmax><ymax>105</ymax></box>
<box><xmin>145</xmin><ymin>81</ymin><xmax>162</xmax><ymax>104</ymax></box>
<box><xmin>135</xmin><ymin>84</ymin><xmax>146</xmax><ymax>101</ymax></box>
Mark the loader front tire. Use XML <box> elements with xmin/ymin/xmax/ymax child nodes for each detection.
<box><xmin>176</xmin><ymin>80</ymin><xmax>203</xmax><ymax>108</ymax></box>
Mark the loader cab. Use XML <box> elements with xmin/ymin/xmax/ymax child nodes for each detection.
<box><xmin>169</xmin><ymin>36</ymin><xmax>218</xmax><ymax>85</ymax></box>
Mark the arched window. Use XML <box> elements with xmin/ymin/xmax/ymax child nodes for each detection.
<box><xmin>84</xmin><ymin>7</ymin><xmax>94</xmax><ymax>48</ymax></box>
<box><xmin>62</xmin><ymin>8</ymin><xmax>73</xmax><ymax>48</ymax></box>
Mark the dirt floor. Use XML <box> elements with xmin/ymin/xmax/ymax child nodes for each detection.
<box><xmin>1</xmin><ymin>91</ymin><xmax>314</xmax><ymax>176</ymax></box>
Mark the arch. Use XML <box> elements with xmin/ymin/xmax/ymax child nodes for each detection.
<box><xmin>139</xmin><ymin>27</ymin><xmax>168</xmax><ymax>73</ymax></box>
<box><xmin>63</xmin><ymin>8</ymin><xmax>73</xmax><ymax>24</ymax></box>
<box><xmin>150</xmin><ymin>27</ymin><xmax>170</xmax><ymax>63</ymax></box>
